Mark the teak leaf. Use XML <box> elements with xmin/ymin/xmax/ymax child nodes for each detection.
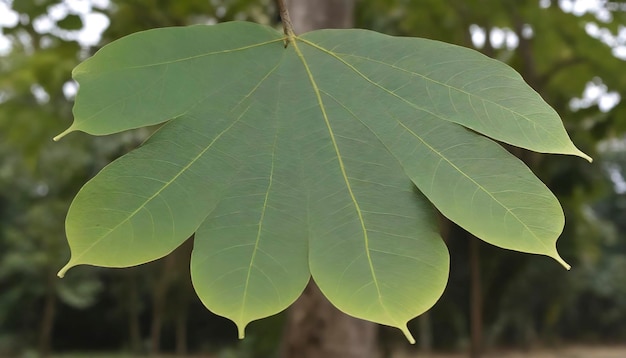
<box><xmin>55</xmin><ymin>22</ymin><xmax>590</xmax><ymax>341</ymax></box>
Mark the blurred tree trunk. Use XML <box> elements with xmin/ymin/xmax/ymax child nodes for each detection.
<box><xmin>149</xmin><ymin>239</ymin><xmax>193</xmax><ymax>356</ymax></box>
<box><xmin>150</xmin><ymin>253</ymin><xmax>176</xmax><ymax>356</ymax></box>
<box><xmin>175</xmin><ymin>308</ymin><xmax>188</xmax><ymax>356</ymax></box>
<box><xmin>280</xmin><ymin>281</ymin><xmax>378</xmax><ymax>358</ymax></box>
<box><xmin>286</xmin><ymin>0</ymin><xmax>354</xmax><ymax>34</ymax></box>
<box><xmin>38</xmin><ymin>271</ymin><xmax>57</xmax><ymax>358</ymax></box>
<box><xmin>280</xmin><ymin>1</ymin><xmax>378</xmax><ymax>357</ymax></box>
<box><xmin>417</xmin><ymin>312</ymin><xmax>433</xmax><ymax>353</ymax></box>
<box><xmin>174</xmin><ymin>240</ymin><xmax>194</xmax><ymax>357</ymax></box>
<box><xmin>126</xmin><ymin>270</ymin><xmax>142</xmax><ymax>354</ymax></box>
<box><xmin>469</xmin><ymin>237</ymin><xmax>483</xmax><ymax>358</ymax></box>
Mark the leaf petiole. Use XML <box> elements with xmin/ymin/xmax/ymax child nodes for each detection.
<box><xmin>276</xmin><ymin>0</ymin><xmax>295</xmax><ymax>47</ymax></box>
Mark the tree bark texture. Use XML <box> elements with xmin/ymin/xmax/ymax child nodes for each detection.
<box><xmin>417</xmin><ymin>312</ymin><xmax>433</xmax><ymax>353</ymax></box>
<box><xmin>279</xmin><ymin>1</ymin><xmax>379</xmax><ymax>357</ymax></box>
<box><xmin>173</xmin><ymin>240</ymin><xmax>194</xmax><ymax>357</ymax></box>
<box><xmin>149</xmin><ymin>253</ymin><xmax>176</xmax><ymax>356</ymax></box>
<box><xmin>149</xmin><ymin>238</ymin><xmax>194</xmax><ymax>356</ymax></box>
<box><xmin>286</xmin><ymin>0</ymin><xmax>355</xmax><ymax>34</ymax></box>
<box><xmin>38</xmin><ymin>271</ymin><xmax>57</xmax><ymax>358</ymax></box>
<box><xmin>175</xmin><ymin>310</ymin><xmax>188</xmax><ymax>356</ymax></box>
<box><xmin>126</xmin><ymin>270</ymin><xmax>142</xmax><ymax>354</ymax></box>
<box><xmin>469</xmin><ymin>237</ymin><xmax>484</xmax><ymax>358</ymax></box>
<box><xmin>280</xmin><ymin>281</ymin><xmax>379</xmax><ymax>358</ymax></box>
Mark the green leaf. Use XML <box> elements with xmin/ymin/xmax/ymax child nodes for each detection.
<box><xmin>56</xmin><ymin>21</ymin><xmax>589</xmax><ymax>340</ymax></box>
<box><xmin>301</xmin><ymin>95</ymin><xmax>449</xmax><ymax>342</ymax></box>
<box><xmin>55</xmin><ymin>23</ymin><xmax>283</xmax><ymax>139</ymax></box>
<box><xmin>190</xmin><ymin>58</ymin><xmax>311</xmax><ymax>338</ymax></box>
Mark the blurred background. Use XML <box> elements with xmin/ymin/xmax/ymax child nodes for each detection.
<box><xmin>1</xmin><ymin>0</ymin><xmax>626</xmax><ymax>357</ymax></box>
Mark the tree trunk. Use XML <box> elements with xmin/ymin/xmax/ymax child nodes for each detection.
<box><xmin>150</xmin><ymin>253</ymin><xmax>176</xmax><ymax>356</ymax></box>
<box><xmin>127</xmin><ymin>270</ymin><xmax>143</xmax><ymax>354</ymax></box>
<box><xmin>279</xmin><ymin>1</ymin><xmax>379</xmax><ymax>357</ymax></box>
<box><xmin>469</xmin><ymin>237</ymin><xmax>483</xmax><ymax>358</ymax></box>
<box><xmin>173</xmin><ymin>239</ymin><xmax>194</xmax><ymax>356</ymax></box>
<box><xmin>175</xmin><ymin>308</ymin><xmax>188</xmax><ymax>356</ymax></box>
<box><xmin>417</xmin><ymin>312</ymin><xmax>433</xmax><ymax>353</ymax></box>
<box><xmin>280</xmin><ymin>281</ymin><xmax>378</xmax><ymax>358</ymax></box>
<box><xmin>287</xmin><ymin>0</ymin><xmax>355</xmax><ymax>34</ymax></box>
<box><xmin>38</xmin><ymin>271</ymin><xmax>57</xmax><ymax>358</ymax></box>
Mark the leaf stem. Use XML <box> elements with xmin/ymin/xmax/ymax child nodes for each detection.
<box><xmin>276</xmin><ymin>0</ymin><xmax>295</xmax><ymax>46</ymax></box>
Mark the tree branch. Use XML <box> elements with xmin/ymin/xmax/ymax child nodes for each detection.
<box><xmin>276</xmin><ymin>0</ymin><xmax>295</xmax><ymax>47</ymax></box>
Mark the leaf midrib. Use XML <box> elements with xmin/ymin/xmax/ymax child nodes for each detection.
<box><xmin>344</xmin><ymin>53</ymin><xmax>566</xmax><ymax>145</ymax></box>
<box><xmin>73</xmin><ymin>39</ymin><xmax>285</xmax><ymax>132</ymax></box>
<box><xmin>238</xmin><ymin>131</ymin><xmax>280</xmax><ymax>331</ymax></box>
<box><xmin>67</xmin><ymin>107</ymin><xmax>250</xmax><ymax>266</ymax></box>
<box><xmin>299</xmin><ymin>38</ymin><xmax>565</xmax><ymax>149</ymax></box>
<box><xmin>67</xmin><ymin>61</ymin><xmax>284</xmax><ymax>267</ymax></box>
<box><xmin>292</xmin><ymin>38</ymin><xmax>400</xmax><ymax>326</ymax></box>
<box><xmin>75</xmin><ymin>39</ymin><xmax>284</xmax><ymax>74</ymax></box>
<box><xmin>396</xmin><ymin>121</ymin><xmax>553</xmax><ymax>252</ymax></box>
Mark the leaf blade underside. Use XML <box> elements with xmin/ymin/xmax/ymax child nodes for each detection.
<box><xmin>55</xmin><ymin>22</ymin><xmax>284</xmax><ymax>140</ymax></box>
<box><xmin>191</xmin><ymin>50</ymin><xmax>311</xmax><ymax>337</ymax></box>
<box><xmin>293</xmin><ymin>40</ymin><xmax>449</xmax><ymax>342</ymax></box>
<box><xmin>297</xmin><ymin>36</ymin><xmax>570</xmax><ymax>267</ymax></box>
<box><xmin>58</xmin><ymin>22</ymin><xmax>588</xmax><ymax>340</ymax></box>
<box><xmin>299</xmin><ymin>30</ymin><xmax>590</xmax><ymax>162</ymax></box>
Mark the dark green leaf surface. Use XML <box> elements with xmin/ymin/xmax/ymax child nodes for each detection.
<box><xmin>56</xmin><ymin>22</ymin><xmax>589</xmax><ymax>340</ymax></box>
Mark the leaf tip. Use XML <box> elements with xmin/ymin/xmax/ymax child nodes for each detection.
<box><xmin>237</xmin><ymin>324</ymin><xmax>247</xmax><ymax>340</ymax></box>
<box><xmin>570</xmin><ymin>146</ymin><xmax>592</xmax><ymax>163</ymax></box>
<box><xmin>53</xmin><ymin>126</ymin><xmax>75</xmax><ymax>141</ymax></box>
<box><xmin>57</xmin><ymin>262</ymin><xmax>74</xmax><ymax>278</ymax></box>
<box><xmin>578</xmin><ymin>151</ymin><xmax>593</xmax><ymax>163</ymax></box>
<box><xmin>552</xmin><ymin>253</ymin><xmax>571</xmax><ymax>270</ymax></box>
<box><xmin>400</xmin><ymin>324</ymin><xmax>416</xmax><ymax>344</ymax></box>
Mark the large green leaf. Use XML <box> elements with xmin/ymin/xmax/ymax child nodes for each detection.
<box><xmin>56</xmin><ymin>22</ymin><xmax>589</xmax><ymax>340</ymax></box>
